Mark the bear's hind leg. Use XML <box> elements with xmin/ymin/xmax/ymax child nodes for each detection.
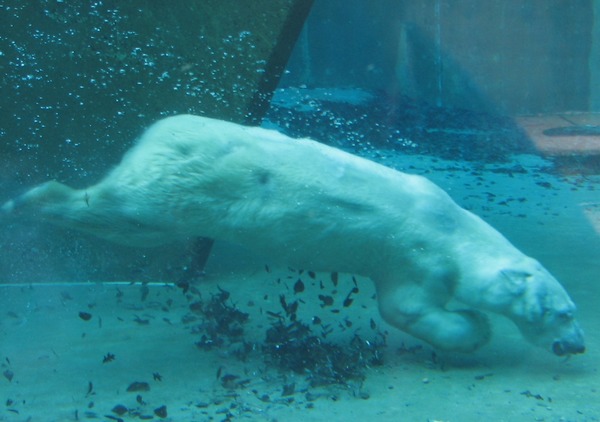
<box><xmin>376</xmin><ymin>283</ymin><xmax>491</xmax><ymax>352</ymax></box>
<box><xmin>2</xmin><ymin>181</ymin><xmax>76</xmax><ymax>215</ymax></box>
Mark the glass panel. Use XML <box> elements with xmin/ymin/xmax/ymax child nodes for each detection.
<box><xmin>1</xmin><ymin>1</ymin><xmax>598</xmax><ymax>420</ymax></box>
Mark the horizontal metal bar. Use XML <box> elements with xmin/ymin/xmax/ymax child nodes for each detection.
<box><xmin>0</xmin><ymin>281</ymin><xmax>176</xmax><ymax>288</ymax></box>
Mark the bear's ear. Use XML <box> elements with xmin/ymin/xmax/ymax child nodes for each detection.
<box><xmin>500</xmin><ymin>269</ymin><xmax>533</xmax><ymax>295</ymax></box>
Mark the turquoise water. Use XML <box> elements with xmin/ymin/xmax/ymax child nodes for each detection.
<box><xmin>1</xmin><ymin>2</ymin><xmax>599</xmax><ymax>421</ymax></box>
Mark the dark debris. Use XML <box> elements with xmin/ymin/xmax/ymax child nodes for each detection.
<box><xmin>191</xmin><ymin>286</ymin><xmax>249</xmax><ymax>350</ymax></box>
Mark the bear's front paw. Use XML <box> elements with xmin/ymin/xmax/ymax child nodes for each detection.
<box><xmin>441</xmin><ymin>309</ymin><xmax>491</xmax><ymax>352</ymax></box>
<box><xmin>400</xmin><ymin>308</ymin><xmax>491</xmax><ymax>353</ymax></box>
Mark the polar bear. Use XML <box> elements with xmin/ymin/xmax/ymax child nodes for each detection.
<box><xmin>2</xmin><ymin>114</ymin><xmax>585</xmax><ymax>355</ymax></box>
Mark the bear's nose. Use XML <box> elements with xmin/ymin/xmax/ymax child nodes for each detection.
<box><xmin>552</xmin><ymin>340</ymin><xmax>585</xmax><ymax>356</ymax></box>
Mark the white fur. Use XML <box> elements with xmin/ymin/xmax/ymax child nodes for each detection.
<box><xmin>2</xmin><ymin>115</ymin><xmax>584</xmax><ymax>355</ymax></box>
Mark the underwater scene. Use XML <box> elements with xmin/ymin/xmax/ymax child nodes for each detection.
<box><xmin>1</xmin><ymin>1</ymin><xmax>599</xmax><ymax>421</ymax></box>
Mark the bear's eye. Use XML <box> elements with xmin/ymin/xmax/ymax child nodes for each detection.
<box><xmin>556</xmin><ymin>311</ymin><xmax>573</xmax><ymax>321</ymax></box>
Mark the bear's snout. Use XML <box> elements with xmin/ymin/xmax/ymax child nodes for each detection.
<box><xmin>552</xmin><ymin>339</ymin><xmax>585</xmax><ymax>356</ymax></box>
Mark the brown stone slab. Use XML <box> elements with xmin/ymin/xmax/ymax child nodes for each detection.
<box><xmin>516</xmin><ymin>114</ymin><xmax>600</xmax><ymax>156</ymax></box>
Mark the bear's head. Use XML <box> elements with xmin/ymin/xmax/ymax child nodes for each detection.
<box><xmin>501</xmin><ymin>259</ymin><xmax>585</xmax><ymax>356</ymax></box>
